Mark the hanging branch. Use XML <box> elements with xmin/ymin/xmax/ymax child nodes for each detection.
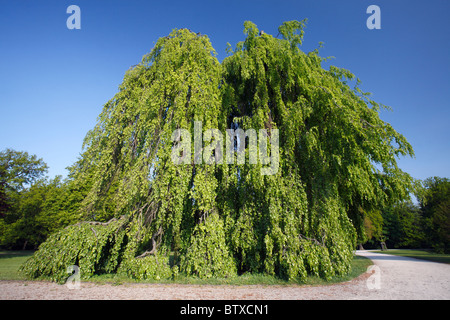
<box><xmin>299</xmin><ymin>234</ymin><xmax>326</xmax><ymax>247</ymax></box>
<box><xmin>136</xmin><ymin>226</ymin><xmax>163</xmax><ymax>258</ymax></box>
<box><xmin>71</xmin><ymin>215</ymin><xmax>126</xmax><ymax>228</ymax></box>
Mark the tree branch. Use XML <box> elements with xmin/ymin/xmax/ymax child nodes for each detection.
<box><xmin>73</xmin><ymin>215</ymin><xmax>126</xmax><ymax>227</ymax></box>
<box><xmin>299</xmin><ymin>234</ymin><xmax>325</xmax><ymax>247</ymax></box>
<box><xmin>136</xmin><ymin>226</ymin><xmax>163</xmax><ymax>259</ymax></box>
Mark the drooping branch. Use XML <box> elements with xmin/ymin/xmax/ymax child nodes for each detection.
<box><xmin>136</xmin><ymin>226</ymin><xmax>163</xmax><ymax>258</ymax></box>
<box><xmin>72</xmin><ymin>215</ymin><xmax>126</xmax><ymax>227</ymax></box>
<box><xmin>299</xmin><ymin>234</ymin><xmax>326</xmax><ymax>247</ymax></box>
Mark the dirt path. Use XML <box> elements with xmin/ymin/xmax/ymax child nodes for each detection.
<box><xmin>1</xmin><ymin>251</ymin><xmax>449</xmax><ymax>300</ymax></box>
<box><xmin>352</xmin><ymin>250</ymin><xmax>450</xmax><ymax>299</ymax></box>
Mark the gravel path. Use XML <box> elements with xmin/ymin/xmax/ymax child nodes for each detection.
<box><xmin>1</xmin><ymin>251</ymin><xmax>449</xmax><ymax>300</ymax></box>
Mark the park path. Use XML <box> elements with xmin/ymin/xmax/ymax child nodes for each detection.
<box><xmin>0</xmin><ymin>251</ymin><xmax>449</xmax><ymax>299</ymax></box>
<box><xmin>351</xmin><ymin>250</ymin><xmax>450</xmax><ymax>299</ymax></box>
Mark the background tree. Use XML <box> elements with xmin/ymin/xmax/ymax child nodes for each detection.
<box><xmin>0</xmin><ymin>149</ymin><xmax>48</xmax><ymax>192</ymax></box>
<box><xmin>1</xmin><ymin>179</ymin><xmax>51</xmax><ymax>249</ymax></box>
<box><xmin>419</xmin><ymin>177</ymin><xmax>450</xmax><ymax>253</ymax></box>
<box><xmin>360</xmin><ymin>209</ymin><xmax>384</xmax><ymax>249</ymax></box>
<box><xmin>0</xmin><ymin>168</ymin><xmax>10</xmax><ymax>218</ymax></box>
<box><xmin>363</xmin><ymin>177</ymin><xmax>449</xmax><ymax>252</ymax></box>
<box><xmin>382</xmin><ymin>201</ymin><xmax>424</xmax><ymax>249</ymax></box>
<box><xmin>0</xmin><ymin>150</ymin><xmax>81</xmax><ymax>249</ymax></box>
<box><xmin>21</xmin><ymin>21</ymin><xmax>416</xmax><ymax>282</ymax></box>
<box><xmin>0</xmin><ymin>149</ymin><xmax>48</xmax><ymax>248</ymax></box>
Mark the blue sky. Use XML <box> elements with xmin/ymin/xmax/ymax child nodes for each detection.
<box><xmin>1</xmin><ymin>0</ymin><xmax>449</xmax><ymax>182</ymax></box>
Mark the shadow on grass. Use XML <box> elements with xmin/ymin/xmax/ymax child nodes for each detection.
<box><xmin>0</xmin><ymin>250</ymin><xmax>35</xmax><ymax>259</ymax></box>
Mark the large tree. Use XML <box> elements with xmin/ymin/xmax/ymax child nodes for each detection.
<box><xmin>21</xmin><ymin>21</ymin><xmax>415</xmax><ymax>282</ymax></box>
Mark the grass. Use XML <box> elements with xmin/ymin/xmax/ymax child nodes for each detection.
<box><xmin>85</xmin><ymin>255</ymin><xmax>371</xmax><ymax>286</ymax></box>
<box><xmin>298</xmin><ymin>255</ymin><xmax>372</xmax><ymax>286</ymax></box>
<box><xmin>0</xmin><ymin>250</ymin><xmax>372</xmax><ymax>286</ymax></box>
<box><xmin>372</xmin><ymin>249</ymin><xmax>450</xmax><ymax>264</ymax></box>
<box><xmin>0</xmin><ymin>250</ymin><xmax>35</xmax><ymax>280</ymax></box>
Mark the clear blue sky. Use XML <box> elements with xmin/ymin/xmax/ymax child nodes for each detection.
<box><xmin>1</xmin><ymin>0</ymin><xmax>449</xmax><ymax>182</ymax></box>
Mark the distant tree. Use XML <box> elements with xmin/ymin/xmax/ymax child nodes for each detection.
<box><xmin>381</xmin><ymin>205</ymin><xmax>401</xmax><ymax>247</ymax></box>
<box><xmin>0</xmin><ymin>149</ymin><xmax>48</xmax><ymax>192</ymax></box>
<box><xmin>0</xmin><ymin>149</ymin><xmax>49</xmax><ymax>248</ymax></box>
<box><xmin>0</xmin><ymin>149</ymin><xmax>82</xmax><ymax>249</ymax></box>
<box><xmin>419</xmin><ymin>177</ymin><xmax>450</xmax><ymax>253</ymax></box>
<box><xmin>0</xmin><ymin>176</ymin><xmax>82</xmax><ymax>250</ymax></box>
<box><xmin>37</xmin><ymin>176</ymin><xmax>83</xmax><ymax>234</ymax></box>
<box><xmin>1</xmin><ymin>179</ymin><xmax>50</xmax><ymax>249</ymax></box>
<box><xmin>361</xmin><ymin>209</ymin><xmax>383</xmax><ymax>248</ymax></box>
<box><xmin>361</xmin><ymin>177</ymin><xmax>449</xmax><ymax>252</ymax></box>
<box><xmin>1</xmin><ymin>148</ymin><xmax>47</xmax><ymax>221</ymax></box>
<box><xmin>382</xmin><ymin>201</ymin><xmax>424</xmax><ymax>249</ymax></box>
<box><xmin>0</xmin><ymin>168</ymin><xmax>10</xmax><ymax>218</ymax></box>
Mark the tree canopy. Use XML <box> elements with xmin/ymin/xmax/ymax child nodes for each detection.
<box><xmin>0</xmin><ymin>149</ymin><xmax>48</xmax><ymax>193</ymax></box>
<box><xmin>21</xmin><ymin>20</ymin><xmax>415</xmax><ymax>282</ymax></box>
<box><xmin>419</xmin><ymin>177</ymin><xmax>450</xmax><ymax>253</ymax></box>
<box><xmin>0</xmin><ymin>148</ymin><xmax>82</xmax><ymax>250</ymax></box>
<box><xmin>362</xmin><ymin>177</ymin><xmax>449</xmax><ymax>253</ymax></box>
<box><xmin>0</xmin><ymin>149</ymin><xmax>50</xmax><ymax>249</ymax></box>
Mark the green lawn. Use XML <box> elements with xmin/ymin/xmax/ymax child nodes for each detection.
<box><xmin>0</xmin><ymin>250</ymin><xmax>372</xmax><ymax>285</ymax></box>
<box><xmin>88</xmin><ymin>255</ymin><xmax>371</xmax><ymax>286</ymax></box>
<box><xmin>373</xmin><ymin>249</ymin><xmax>450</xmax><ymax>264</ymax></box>
<box><xmin>0</xmin><ymin>251</ymin><xmax>35</xmax><ymax>280</ymax></box>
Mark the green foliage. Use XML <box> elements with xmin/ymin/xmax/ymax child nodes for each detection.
<box><xmin>0</xmin><ymin>170</ymin><xmax>10</xmax><ymax>217</ymax></box>
<box><xmin>180</xmin><ymin>213</ymin><xmax>236</xmax><ymax>278</ymax></box>
<box><xmin>219</xmin><ymin>19</ymin><xmax>406</xmax><ymax>279</ymax></box>
<box><xmin>277</xmin><ymin>19</ymin><xmax>307</xmax><ymax>47</ymax></box>
<box><xmin>363</xmin><ymin>209</ymin><xmax>384</xmax><ymax>243</ymax></box>
<box><xmin>21</xmin><ymin>20</ymin><xmax>415</xmax><ymax>282</ymax></box>
<box><xmin>1</xmin><ymin>179</ymin><xmax>50</xmax><ymax>248</ymax></box>
<box><xmin>118</xmin><ymin>255</ymin><xmax>173</xmax><ymax>281</ymax></box>
<box><xmin>20</xmin><ymin>217</ymin><xmax>128</xmax><ymax>282</ymax></box>
<box><xmin>364</xmin><ymin>176</ymin><xmax>449</xmax><ymax>253</ymax></box>
<box><xmin>0</xmin><ymin>149</ymin><xmax>87</xmax><ymax>249</ymax></box>
<box><xmin>0</xmin><ymin>148</ymin><xmax>49</xmax><ymax>247</ymax></box>
<box><xmin>0</xmin><ymin>149</ymin><xmax>48</xmax><ymax>192</ymax></box>
<box><xmin>0</xmin><ymin>176</ymin><xmax>82</xmax><ymax>249</ymax></box>
<box><xmin>419</xmin><ymin>177</ymin><xmax>450</xmax><ymax>253</ymax></box>
<box><xmin>381</xmin><ymin>201</ymin><xmax>424</xmax><ymax>248</ymax></box>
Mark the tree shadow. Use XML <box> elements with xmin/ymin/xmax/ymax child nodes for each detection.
<box><xmin>0</xmin><ymin>250</ymin><xmax>35</xmax><ymax>259</ymax></box>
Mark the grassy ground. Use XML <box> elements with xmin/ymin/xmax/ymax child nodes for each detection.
<box><xmin>372</xmin><ymin>249</ymin><xmax>450</xmax><ymax>264</ymax></box>
<box><xmin>0</xmin><ymin>250</ymin><xmax>372</xmax><ymax>286</ymax></box>
<box><xmin>0</xmin><ymin>250</ymin><xmax>35</xmax><ymax>280</ymax></box>
<box><xmin>87</xmin><ymin>255</ymin><xmax>371</xmax><ymax>286</ymax></box>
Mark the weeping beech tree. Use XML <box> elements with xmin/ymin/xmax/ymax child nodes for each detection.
<box><xmin>21</xmin><ymin>20</ymin><xmax>414</xmax><ymax>282</ymax></box>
